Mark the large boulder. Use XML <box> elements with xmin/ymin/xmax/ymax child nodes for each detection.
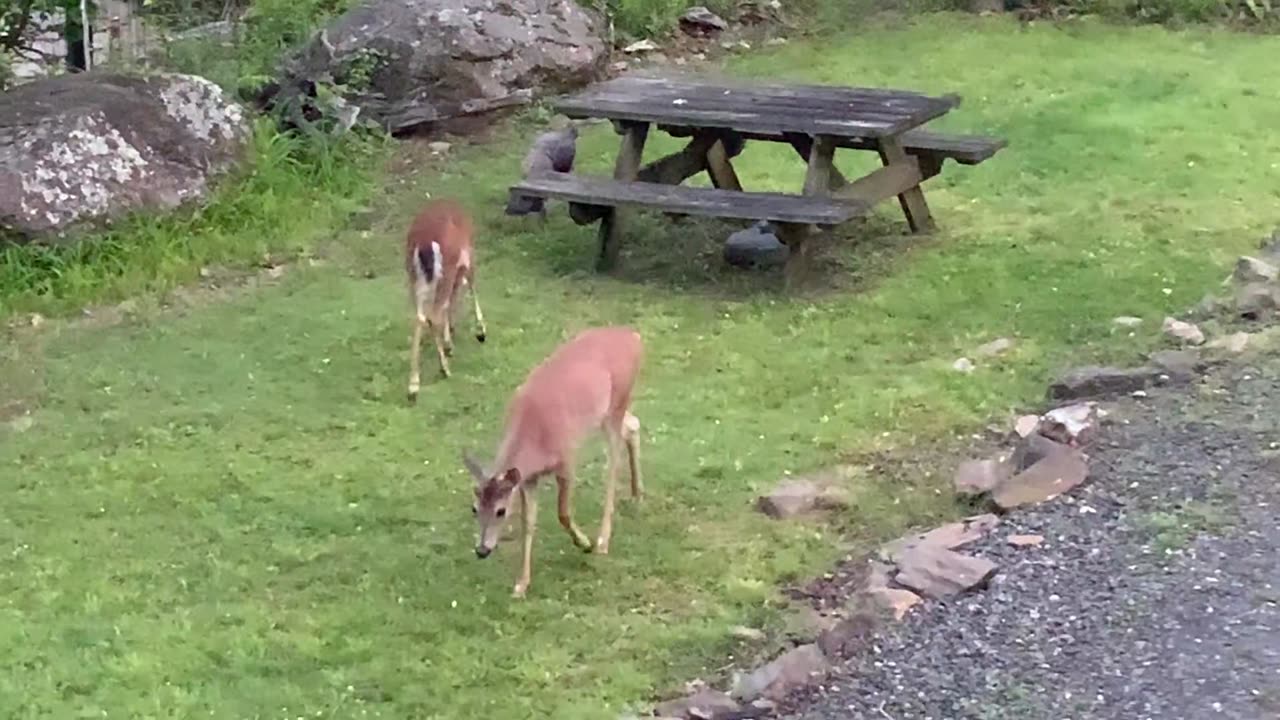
<box><xmin>0</xmin><ymin>73</ymin><xmax>250</xmax><ymax>244</ymax></box>
<box><xmin>274</xmin><ymin>0</ymin><xmax>607</xmax><ymax>134</ymax></box>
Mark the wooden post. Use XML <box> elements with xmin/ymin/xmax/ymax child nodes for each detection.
<box><xmin>876</xmin><ymin>135</ymin><xmax>934</xmax><ymax>233</ymax></box>
<box><xmin>597</xmin><ymin>121</ymin><xmax>649</xmax><ymax>272</ymax></box>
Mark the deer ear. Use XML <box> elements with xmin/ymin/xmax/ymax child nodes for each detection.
<box><xmin>499</xmin><ymin>467</ymin><xmax>521</xmax><ymax>489</ymax></box>
<box><xmin>461</xmin><ymin>451</ymin><xmax>487</xmax><ymax>482</ymax></box>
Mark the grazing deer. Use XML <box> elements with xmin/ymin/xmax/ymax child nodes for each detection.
<box><xmin>404</xmin><ymin>198</ymin><xmax>488</xmax><ymax>403</ymax></box>
<box><xmin>463</xmin><ymin>326</ymin><xmax>644</xmax><ymax>598</ymax></box>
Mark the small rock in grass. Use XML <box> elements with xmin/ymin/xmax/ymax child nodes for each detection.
<box><xmin>1112</xmin><ymin>316</ymin><xmax>1143</xmax><ymax>328</ymax></box>
<box><xmin>1007</xmin><ymin>533</ymin><xmax>1045</xmax><ymax>547</ymax></box>
<box><xmin>427</xmin><ymin>141</ymin><xmax>452</xmax><ymax>154</ymax></box>
<box><xmin>1207</xmin><ymin>331</ymin><xmax>1251</xmax><ymax>354</ymax></box>
<box><xmin>952</xmin><ymin>357</ymin><xmax>975</xmax><ymax>373</ymax></box>
<box><xmin>756</xmin><ymin>469</ymin><xmax>852</xmax><ymax>519</ymax></box>
<box><xmin>1234</xmin><ymin>255</ymin><xmax>1279</xmax><ymax>283</ymax></box>
<box><xmin>893</xmin><ymin>546</ymin><xmax>998</xmax><ymax>600</ymax></box>
<box><xmin>992</xmin><ymin>445</ymin><xmax>1089</xmax><ymax>510</ymax></box>
<box><xmin>975</xmin><ymin>337</ymin><xmax>1015</xmax><ymax>357</ymax></box>
<box><xmin>1162</xmin><ymin>317</ymin><xmax>1205</xmax><ymax>345</ymax></box>
<box><xmin>731</xmin><ymin>644</ymin><xmax>829</xmax><ymax>701</ymax></box>
<box><xmin>654</xmin><ymin>689</ymin><xmax>740</xmax><ymax>719</ymax></box>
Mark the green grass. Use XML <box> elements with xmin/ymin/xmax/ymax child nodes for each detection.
<box><xmin>4</xmin><ymin>13</ymin><xmax>1280</xmax><ymax>720</ymax></box>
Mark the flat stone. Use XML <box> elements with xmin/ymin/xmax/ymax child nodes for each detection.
<box><xmin>868</xmin><ymin>587</ymin><xmax>923</xmax><ymax>621</ymax></box>
<box><xmin>1148</xmin><ymin>348</ymin><xmax>1206</xmax><ymax>383</ymax></box>
<box><xmin>893</xmin><ymin>546</ymin><xmax>998</xmax><ymax>600</ymax></box>
<box><xmin>1013</xmin><ymin>414</ymin><xmax>1040</xmax><ymax>438</ymax></box>
<box><xmin>731</xmin><ymin>644</ymin><xmax>830</xmax><ymax>702</ymax></box>
<box><xmin>881</xmin><ymin>514</ymin><xmax>1000</xmax><ymax>563</ymax></box>
<box><xmin>1048</xmin><ymin>365</ymin><xmax>1159</xmax><ymax>401</ymax></box>
<box><xmin>952</xmin><ymin>357</ymin><xmax>975</xmax><ymax>373</ymax></box>
<box><xmin>1038</xmin><ymin>402</ymin><xmax>1097</xmax><ymax>446</ymax></box>
<box><xmin>654</xmin><ymin>689</ymin><xmax>740</xmax><ymax>719</ymax></box>
<box><xmin>1010</xmin><ymin>432</ymin><xmax>1072</xmax><ymax>472</ymax></box>
<box><xmin>1236</xmin><ymin>282</ymin><xmax>1280</xmax><ymax>319</ymax></box>
<box><xmin>1207</xmin><ymin>331</ymin><xmax>1251</xmax><ymax>354</ymax></box>
<box><xmin>975</xmin><ymin>337</ymin><xmax>1015</xmax><ymax>357</ymax></box>
<box><xmin>1235</xmin><ymin>255</ymin><xmax>1279</xmax><ymax>283</ymax></box>
<box><xmin>756</xmin><ymin>468</ymin><xmax>852</xmax><ymax>519</ymax></box>
<box><xmin>1112</xmin><ymin>316</ymin><xmax>1143</xmax><ymax>327</ymax></box>
<box><xmin>1162</xmin><ymin>317</ymin><xmax>1206</xmax><ymax>345</ymax></box>
<box><xmin>953</xmin><ymin>457</ymin><xmax>1011</xmax><ymax>496</ymax></box>
<box><xmin>1007</xmin><ymin>533</ymin><xmax>1045</xmax><ymax>547</ymax></box>
<box><xmin>992</xmin><ymin>445</ymin><xmax>1089</xmax><ymax>510</ymax></box>
<box><xmin>817</xmin><ymin>612</ymin><xmax>876</xmax><ymax>658</ymax></box>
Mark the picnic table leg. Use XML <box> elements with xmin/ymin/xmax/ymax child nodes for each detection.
<box><xmin>783</xmin><ymin>135</ymin><xmax>837</xmax><ymax>288</ymax></box>
<box><xmin>704</xmin><ymin>136</ymin><xmax>743</xmax><ymax>191</ymax></box>
<box><xmin>597</xmin><ymin>121</ymin><xmax>650</xmax><ymax>272</ymax></box>
<box><xmin>786</xmin><ymin>133</ymin><xmax>847</xmax><ymax>191</ymax></box>
<box><xmin>876</xmin><ymin>136</ymin><xmax>935</xmax><ymax>233</ymax></box>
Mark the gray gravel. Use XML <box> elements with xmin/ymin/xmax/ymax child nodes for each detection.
<box><xmin>779</xmin><ymin>350</ymin><xmax>1280</xmax><ymax>720</ymax></box>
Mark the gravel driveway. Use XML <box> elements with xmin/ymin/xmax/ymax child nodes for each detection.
<box><xmin>779</xmin><ymin>350</ymin><xmax>1280</xmax><ymax>720</ymax></box>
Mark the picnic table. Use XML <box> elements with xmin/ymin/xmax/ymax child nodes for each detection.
<box><xmin>508</xmin><ymin>75</ymin><xmax>1005</xmax><ymax>282</ymax></box>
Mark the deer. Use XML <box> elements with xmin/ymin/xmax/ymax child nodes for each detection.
<box><xmin>463</xmin><ymin>326</ymin><xmax>644</xmax><ymax>598</ymax></box>
<box><xmin>404</xmin><ymin>198</ymin><xmax>488</xmax><ymax>403</ymax></box>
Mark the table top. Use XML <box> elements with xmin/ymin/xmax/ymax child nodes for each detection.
<box><xmin>555</xmin><ymin>75</ymin><xmax>958</xmax><ymax>139</ymax></box>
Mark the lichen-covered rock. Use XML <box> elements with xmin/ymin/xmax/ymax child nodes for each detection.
<box><xmin>0</xmin><ymin>72</ymin><xmax>250</xmax><ymax>243</ymax></box>
<box><xmin>273</xmin><ymin>0</ymin><xmax>607</xmax><ymax>134</ymax></box>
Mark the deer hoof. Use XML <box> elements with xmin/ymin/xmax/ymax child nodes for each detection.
<box><xmin>594</xmin><ymin>538</ymin><xmax>610</xmax><ymax>555</ymax></box>
<box><xmin>476</xmin><ymin>331</ymin><xmax>487</xmax><ymax>344</ymax></box>
<box><xmin>512</xmin><ymin>583</ymin><xmax>528</xmax><ymax>598</ymax></box>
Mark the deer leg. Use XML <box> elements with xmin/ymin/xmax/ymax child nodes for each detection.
<box><xmin>556</xmin><ymin>469</ymin><xmax>593</xmax><ymax>552</ymax></box>
<box><xmin>441</xmin><ymin>307</ymin><xmax>455</xmax><ymax>358</ymax></box>
<box><xmin>513</xmin><ymin>484</ymin><xmax>537</xmax><ymax>598</ymax></box>
<box><xmin>467</xmin><ymin>273</ymin><xmax>488</xmax><ymax>343</ymax></box>
<box><xmin>623</xmin><ymin>412</ymin><xmax>643</xmax><ymax>500</ymax></box>
<box><xmin>407</xmin><ymin>315</ymin><xmax>425</xmax><ymax>403</ymax></box>
<box><xmin>431</xmin><ymin>320</ymin><xmax>451</xmax><ymax>378</ymax></box>
<box><xmin>595</xmin><ymin>429</ymin><xmax>623</xmax><ymax>554</ymax></box>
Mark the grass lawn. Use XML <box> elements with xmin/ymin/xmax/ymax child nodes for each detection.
<box><xmin>4</xmin><ymin>13</ymin><xmax>1280</xmax><ymax>719</ymax></box>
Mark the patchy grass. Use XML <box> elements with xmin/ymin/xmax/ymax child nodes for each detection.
<box><xmin>4</xmin><ymin>14</ymin><xmax>1280</xmax><ymax>720</ymax></box>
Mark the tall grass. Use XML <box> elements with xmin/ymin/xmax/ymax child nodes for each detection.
<box><xmin>0</xmin><ymin>119</ymin><xmax>387</xmax><ymax>319</ymax></box>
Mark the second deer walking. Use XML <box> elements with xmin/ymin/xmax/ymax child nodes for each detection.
<box><xmin>464</xmin><ymin>326</ymin><xmax>644</xmax><ymax>598</ymax></box>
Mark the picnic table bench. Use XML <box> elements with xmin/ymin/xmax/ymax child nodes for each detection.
<box><xmin>508</xmin><ymin>75</ymin><xmax>1005</xmax><ymax>282</ymax></box>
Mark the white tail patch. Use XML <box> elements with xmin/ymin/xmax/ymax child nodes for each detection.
<box><xmin>413</xmin><ymin>241</ymin><xmax>444</xmax><ymax>323</ymax></box>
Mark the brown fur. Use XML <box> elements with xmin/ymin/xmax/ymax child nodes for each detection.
<box><xmin>464</xmin><ymin>326</ymin><xmax>645</xmax><ymax>598</ymax></box>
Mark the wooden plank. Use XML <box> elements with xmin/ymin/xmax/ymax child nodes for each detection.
<box><xmin>877</xmin><ymin>135</ymin><xmax>934</xmax><ymax>233</ymax></box>
<box><xmin>831</xmin><ymin>161</ymin><xmax>923</xmax><ymax>205</ymax></box>
<box><xmin>705</xmin><ymin>139</ymin><xmax>743</xmax><ymax>191</ymax></box>
<box><xmin>556</xmin><ymin>99</ymin><xmax>917</xmax><ymax>139</ymax></box>
<box><xmin>597</xmin><ymin>121</ymin><xmax>650</xmax><ymax>272</ymax></box>
<box><xmin>567</xmin><ymin>88</ymin><xmax>940</xmax><ymax>124</ymax></box>
<box><xmin>742</xmin><ymin>129</ymin><xmax>1006</xmax><ymax>164</ymax></box>
<box><xmin>581</xmin><ymin>75</ymin><xmax>958</xmax><ymax>109</ymax></box>
<box><xmin>512</xmin><ymin>173</ymin><xmax>869</xmax><ymax>225</ymax></box>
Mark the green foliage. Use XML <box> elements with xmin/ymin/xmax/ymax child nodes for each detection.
<box><xmin>0</xmin><ymin>119</ymin><xmax>387</xmax><ymax>317</ymax></box>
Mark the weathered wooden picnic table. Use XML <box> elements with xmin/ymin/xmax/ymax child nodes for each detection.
<box><xmin>509</xmin><ymin>75</ymin><xmax>1005</xmax><ymax>282</ymax></box>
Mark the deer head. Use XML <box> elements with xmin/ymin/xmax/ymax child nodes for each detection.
<box><xmin>463</xmin><ymin>451</ymin><xmax>520</xmax><ymax>559</ymax></box>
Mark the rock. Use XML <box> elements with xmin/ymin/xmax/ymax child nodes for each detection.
<box><xmin>881</xmin><ymin>513</ymin><xmax>1000</xmax><ymax>563</ymax></box>
<box><xmin>756</xmin><ymin>467</ymin><xmax>853</xmax><ymax>519</ymax></box>
<box><xmin>272</xmin><ymin>0</ymin><xmax>606</xmax><ymax>135</ymax></box>
<box><xmin>731</xmin><ymin>626</ymin><xmax>766</xmax><ymax>643</ymax></box>
<box><xmin>1236</xmin><ymin>282</ymin><xmax>1280</xmax><ymax>319</ymax></box>
<box><xmin>1037</xmin><ymin>402</ymin><xmax>1097</xmax><ymax>446</ymax></box>
<box><xmin>1010</xmin><ymin>432</ymin><xmax>1071</xmax><ymax>472</ymax></box>
<box><xmin>893</xmin><ymin>546</ymin><xmax>998</xmax><ymax>600</ymax></box>
<box><xmin>1013</xmin><ymin>414</ymin><xmax>1040</xmax><ymax>438</ymax></box>
<box><xmin>817</xmin><ymin>612</ymin><xmax>876</xmax><ymax>658</ymax></box>
<box><xmin>952</xmin><ymin>357</ymin><xmax>975</xmax><ymax>373</ymax></box>
<box><xmin>679</xmin><ymin>6</ymin><xmax>729</xmax><ymax>35</ymax></box>
<box><xmin>654</xmin><ymin>689</ymin><xmax>741</xmax><ymax>719</ymax></box>
<box><xmin>1007</xmin><ymin>533</ymin><xmax>1044</xmax><ymax>547</ymax></box>
<box><xmin>731</xmin><ymin>644</ymin><xmax>830</xmax><ymax>702</ymax></box>
<box><xmin>953</xmin><ymin>457</ymin><xmax>1011</xmax><ymax>496</ymax></box>
<box><xmin>975</xmin><ymin>337</ymin><xmax>1015</xmax><ymax>357</ymax></box>
<box><xmin>624</xmin><ymin>38</ymin><xmax>659</xmax><ymax>53</ymax></box>
<box><xmin>1234</xmin><ymin>255</ymin><xmax>1279</xmax><ymax>283</ymax></box>
<box><xmin>427</xmin><ymin>141</ymin><xmax>452</xmax><ymax>154</ymax></box>
<box><xmin>0</xmin><ymin>73</ymin><xmax>250</xmax><ymax>242</ymax></box>
<box><xmin>991</xmin><ymin>445</ymin><xmax>1089</xmax><ymax>510</ymax></box>
<box><xmin>1148</xmin><ymin>348</ymin><xmax>1206</xmax><ymax>382</ymax></box>
<box><xmin>724</xmin><ymin>221</ymin><xmax>788</xmax><ymax>268</ymax></box>
<box><xmin>1162</xmin><ymin>317</ymin><xmax>1205</xmax><ymax>345</ymax></box>
<box><xmin>1207</xmin><ymin>331</ymin><xmax>1251</xmax><ymax>354</ymax></box>
<box><xmin>1112</xmin><ymin>316</ymin><xmax>1143</xmax><ymax>328</ymax></box>
<box><xmin>1048</xmin><ymin>366</ymin><xmax>1159</xmax><ymax>401</ymax></box>
<box><xmin>868</xmin><ymin>586</ymin><xmax>922</xmax><ymax>621</ymax></box>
